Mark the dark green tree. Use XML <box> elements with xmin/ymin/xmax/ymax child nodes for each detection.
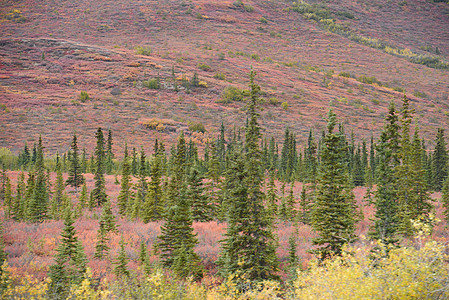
<box><xmin>12</xmin><ymin>172</ymin><xmax>25</xmax><ymax>220</ymax></box>
<box><xmin>156</xmin><ymin>183</ymin><xmax>201</xmax><ymax>279</ymax></box>
<box><xmin>118</xmin><ymin>158</ymin><xmax>132</xmax><ymax>217</ymax></box>
<box><xmin>218</xmin><ymin>69</ymin><xmax>278</xmax><ymax>282</ymax></box>
<box><xmin>29</xmin><ymin>136</ymin><xmax>49</xmax><ymax>222</ymax></box>
<box><xmin>66</xmin><ymin>133</ymin><xmax>85</xmax><ymax>190</ymax></box>
<box><xmin>48</xmin><ymin>207</ymin><xmax>87</xmax><ymax>299</ymax></box>
<box><xmin>92</xmin><ymin>128</ymin><xmax>107</xmax><ymax>206</ymax></box>
<box><xmin>50</xmin><ymin>159</ymin><xmax>65</xmax><ymax>219</ymax></box>
<box><xmin>94</xmin><ymin>199</ymin><xmax>117</xmax><ymax>259</ymax></box>
<box><xmin>369</xmin><ymin>102</ymin><xmax>401</xmax><ymax>246</ymax></box>
<box><xmin>114</xmin><ymin>235</ymin><xmax>130</xmax><ymax>278</ymax></box>
<box><xmin>106</xmin><ymin>128</ymin><xmax>114</xmax><ymax>174</ymax></box>
<box><xmin>432</xmin><ymin>128</ymin><xmax>448</xmax><ymax>191</ymax></box>
<box><xmin>311</xmin><ymin>110</ymin><xmax>357</xmax><ymax>258</ymax></box>
<box><xmin>143</xmin><ymin>142</ymin><xmax>164</xmax><ymax>222</ymax></box>
<box><xmin>187</xmin><ymin>167</ymin><xmax>213</xmax><ymax>222</ymax></box>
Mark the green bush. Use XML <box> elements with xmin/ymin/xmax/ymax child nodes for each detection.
<box><xmin>281</xmin><ymin>102</ymin><xmax>289</xmax><ymax>110</ymax></box>
<box><xmin>260</xmin><ymin>17</ymin><xmax>268</xmax><ymax>23</ymax></box>
<box><xmin>189</xmin><ymin>122</ymin><xmax>206</xmax><ymax>133</ymax></box>
<box><xmin>79</xmin><ymin>91</ymin><xmax>90</xmax><ymax>102</ymax></box>
<box><xmin>143</xmin><ymin>79</ymin><xmax>160</xmax><ymax>89</ymax></box>
<box><xmin>268</xmin><ymin>97</ymin><xmax>279</xmax><ymax>105</ymax></box>
<box><xmin>244</xmin><ymin>5</ymin><xmax>254</xmax><ymax>12</ymax></box>
<box><xmin>135</xmin><ymin>46</ymin><xmax>152</xmax><ymax>56</ymax></box>
<box><xmin>393</xmin><ymin>86</ymin><xmax>405</xmax><ymax>93</ymax></box>
<box><xmin>197</xmin><ymin>63</ymin><xmax>212</xmax><ymax>71</ymax></box>
<box><xmin>217</xmin><ymin>86</ymin><xmax>244</xmax><ymax>103</ymax></box>
<box><xmin>339</xmin><ymin>72</ymin><xmax>353</xmax><ymax>78</ymax></box>
<box><xmin>213</xmin><ymin>73</ymin><xmax>226</xmax><ymax>80</ymax></box>
<box><xmin>357</xmin><ymin>75</ymin><xmax>381</xmax><ymax>85</ymax></box>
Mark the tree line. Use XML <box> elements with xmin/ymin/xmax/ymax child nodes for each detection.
<box><xmin>0</xmin><ymin>69</ymin><xmax>448</xmax><ymax>297</ymax></box>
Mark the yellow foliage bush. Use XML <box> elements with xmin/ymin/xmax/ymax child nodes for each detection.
<box><xmin>295</xmin><ymin>239</ymin><xmax>449</xmax><ymax>299</ymax></box>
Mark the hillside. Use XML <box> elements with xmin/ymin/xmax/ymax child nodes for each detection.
<box><xmin>1</xmin><ymin>0</ymin><xmax>449</xmax><ymax>153</ymax></box>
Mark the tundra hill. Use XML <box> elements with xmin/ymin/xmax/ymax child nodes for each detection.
<box><xmin>0</xmin><ymin>0</ymin><xmax>448</xmax><ymax>154</ymax></box>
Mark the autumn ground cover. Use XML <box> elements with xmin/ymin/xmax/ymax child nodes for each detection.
<box><xmin>0</xmin><ymin>0</ymin><xmax>448</xmax><ymax>156</ymax></box>
<box><xmin>2</xmin><ymin>170</ymin><xmax>447</xmax><ymax>285</ymax></box>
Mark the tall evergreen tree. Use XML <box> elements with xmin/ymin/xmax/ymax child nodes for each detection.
<box><xmin>304</xmin><ymin>130</ymin><xmax>317</xmax><ymax>183</ymax></box>
<box><xmin>266</xmin><ymin>168</ymin><xmax>278</xmax><ymax>220</ymax></box>
<box><xmin>94</xmin><ymin>199</ymin><xmax>117</xmax><ymax>259</ymax></box>
<box><xmin>369</xmin><ymin>102</ymin><xmax>401</xmax><ymax>245</ymax></box>
<box><xmin>106</xmin><ymin>129</ymin><xmax>114</xmax><ymax>174</ymax></box>
<box><xmin>12</xmin><ymin>172</ymin><xmax>25</xmax><ymax>220</ymax></box>
<box><xmin>311</xmin><ymin>110</ymin><xmax>357</xmax><ymax>258</ymax></box>
<box><xmin>118</xmin><ymin>158</ymin><xmax>132</xmax><ymax>217</ymax></box>
<box><xmin>218</xmin><ymin>69</ymin><xmax>278</xmax><ymax>282</ymax></box>
<box><xmin>114</xmin><ymin>235</ymin><xmax>130</xmax><ymax>278</ymax></box>
<box><xmin>396</xmin><ymin>95</ymin><xmax>417</xmax><ymax>235</ymax></box>
<box><xmin>143</xmin><ymin>141</ymin><xmax>164</xmax><ymax>222</ymax></box>
<box><xmin>187</xmin><ymin>167</ymin><xmax>213</xmax><ymax>222</ymax></box>
<box><xmin>156</xmin><ymin>183</ymin><xmax>202</xmax><ymax>279</ymax></box>
<box><xmin>66</xmin><ymin>133</ymin><xmax>85</xmax><ymax>190</ymax></box>
<box><xmin>51</xmin><ymin>159</ymin><xmax>65</xmax><ymax>219</ymax></box>
<box><xmin>92</xmin><ymin>128</ymin><xmax>107</xmax><ymax>206</ymax></box>
<box><xmin>432</xmin><ymin>128</ymin><xmax>448</xmax><ymax>191</ymax></box>
<box><xmin>48</xmin><ymin>207</ymin><xmax>87</xmax><ymax>299</ymax></box>
<box><xmin>29</xmin><ymin>136</ymin><xmax>49</xmax><ymax>222</ymax></box>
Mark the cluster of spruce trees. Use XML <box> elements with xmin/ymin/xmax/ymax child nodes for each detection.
<box><xmin>1</xmin><ymin>70</ymin><xmax>449</xmax><ymax>295</ymax></box>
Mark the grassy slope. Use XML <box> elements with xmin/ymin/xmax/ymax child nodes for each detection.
<box><xmin>0</xmin><ymin>0</ymin><xmax>448</xmax><ymax>154</ymax></box>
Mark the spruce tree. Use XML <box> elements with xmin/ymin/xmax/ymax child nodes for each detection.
<box><xmin>143</xmin><ymin>143</ymin><xmax>164</xmax><ymax>222</ymax></box>
<box><xmin>114</xmin><ymin>235</ymin><xmax>130</xmax><ymax>278</ymax></box>
<box><xmin>299</xmin><ymin>185</ymin><xmax>311</xmax><ymax>224</ymax></box>
<box><xmin>94</xmin><ymin>199</ymin><xmax>117</xmax><ymax>259</ymax></box>
<box><xmin>187</xmin><ymin>167</ymin><xmax>213</xmax><ymax>222</ymax></box>
<box><xmin>51</xmin><ymin>160</ymin><xmax>65</xmax><ymax>219</ymax></box>
<box><xmin>106</xmin><ymin>129</ymin><xmax>114</xmax><ymax>174</ymax></box>
<box><xmin>352</xmin><ymin>146</ymin><xmax>364</xmax><ymax>186</ymax></box>
<box><xmin>48</xmin><ymin>207</ymin><xmax>87</xmax><ymax>299</ymax></box>
<box><xmin>92</xmin><ymin>128</ymin><xmax>107</xmax><ymax>206</ymax></box>
<box><xmin>118</xmin><ymin>158</ymin><xmax>132</xmax><ymax>217</ymax></box>
<box><xmin>218</xmin><ymin>69</ymin><xmax>278</xmax><ymax>282</ymax></box>
<box><xmin>304</xmin><ymin>130</ymin><xmax>317</xmax><ymax>183</ymax></box>
<box><xmin>266</xmin><ymin>168</ymin><xmax>278</xmax><ymax>220</ymax></box>
<box><xmin>286</xmin><ymin>235</ymin><xmax>299</xmax><ymax>284</ymax></box>
<box><xmin>133</xmin><ymin>149</ymin><xmax>148</xmax><ymax>219</ymax></box>
<box><xmin>395</xmin><ymin>96</ymin><xmax>414</xmax><ymax>235</ymax></box>
<box><xmin>410</xmin><ymin>128</ymin><xmax>433</xmax><ymax>219</ymax></box>
<box><xmin>311</xmin><ymin>110</ymin><xmax>357</xmax><ymax>258</ymax></box>
<box><xmin>76</xmin><ymin>182</ymin><xmax>88</xmax><ymax>217</ymax></box>
<box><xmin>24</xmin><ymin>171</ymin><xmax>35</xmax><ymax>220</ymax></box>
<box><xmin>286</xmin><ymin>184</ymin><xmax>297</xmax><ymax>222</ymax></box>
<box><xmin>156</xmin><ymin>183</ymin><xmax>201</xmax><ymax>279</ymax></box>
<box><xmin>66</xmin><ymin>133</ymin><xmax>85</xmax><ymax>190</ymax></box>
<box><xmin>369</xmin><ymin>102</ymin><xmax>401</xmax><ymax>246</ymax></box>
<box><xmin>29</xmin><ymin>136</ymin><xmax>49</xmax><ymax>222</ymax></box>
<box><xmin>432</xmin><ymin>128</ymin><xmax>448</xmax><ymax>191</ymax></box>
<box><xmin>12</xmin><ymin>172</ymin><xmax>25</xmax><ymax>220</ymax></box>
<box><xmin>442</xmin><ymin>176</ymin><xmax>449</xmax><ymax>222</ymax></box>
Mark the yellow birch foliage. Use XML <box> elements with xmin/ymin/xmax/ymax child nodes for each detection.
<box><xmin>295</xmin><ymin>238</ymin><xmax>449</xmax><ymax>299</ymax></box>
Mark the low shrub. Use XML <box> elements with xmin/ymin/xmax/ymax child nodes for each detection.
<box><xmin>135</xmin><ymin>46</ymin><xmax>152</xmax><ymax>56</ymax></box>
<box><xmin>198</xmin><ymin>63</ymin><xmax>212</xmax><ymax>72</ymax></box>
<box><xmin>217</xmin><ymin>86</ymin><xmax>244</xmax><ymax>103</ymax></box>
<box><xmin>143</xmin><ymin>78</ymin><xmax>160</xmax><ymax>89</ymax></box>
<box><xmin>189</xmin><ymin>122</ymin><xmax>206</xmax><ymax>133</ymax></box>
<box><xmin>79</xmin><ymin>91</ymin><xmax>90</xmax><ymax>102</ymax></box>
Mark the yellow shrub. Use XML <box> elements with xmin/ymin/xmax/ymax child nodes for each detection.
<box><xmin>295</xmin><ymin>240</ymin><xmax>449</xmax><ymax>299</ymax></box>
